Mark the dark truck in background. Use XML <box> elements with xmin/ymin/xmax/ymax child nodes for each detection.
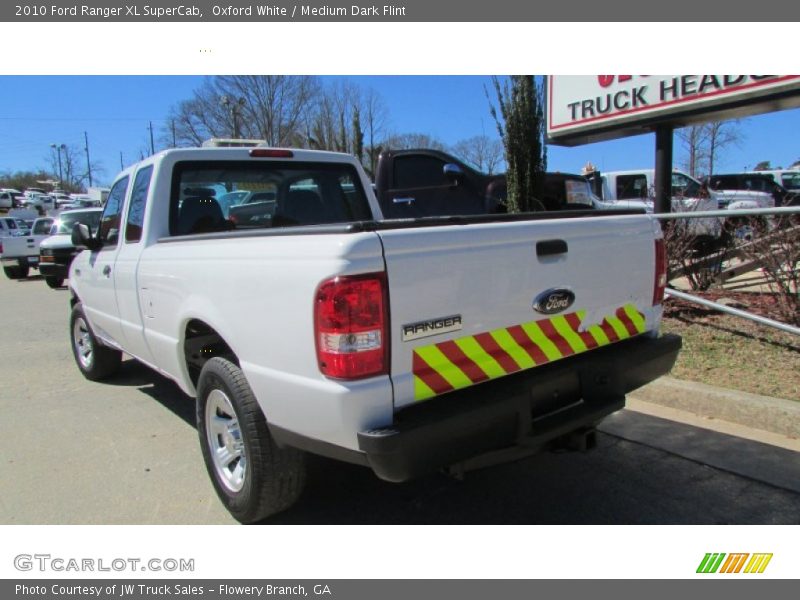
<box><xmin>373</xmin><ymin>148</ymin><xmax>599</xmax><ymax>218</ymax></box>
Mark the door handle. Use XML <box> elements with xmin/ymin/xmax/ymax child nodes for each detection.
<box><xmin>536</xmin><ymin>239</ymin><xmax>569</xmax><ymax>257</ymax></box>
<box><xmin>102</xmin><ymin>265</ymin><xmax>112</xmax><ymax>277</ymax></box>
<box><xmin>393</xmin><ymin>197</ymin><xmax>415</xmax><ymax>204</ymax></box>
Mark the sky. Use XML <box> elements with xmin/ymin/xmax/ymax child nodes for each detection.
<box><xmin>1</xmin><ymin>75</ymin><xmax>798</xmax><ymax>187</ymax></box>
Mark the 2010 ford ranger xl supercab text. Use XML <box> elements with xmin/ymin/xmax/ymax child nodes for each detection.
<box><xmin>67</xmin><ymin>146</ymin><xmax>681</xmax><ymax>523</ymax></box>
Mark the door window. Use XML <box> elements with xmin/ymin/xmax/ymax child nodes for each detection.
<box><xmin>32</xmin><ymin>219</ymin><xmax>53</xmax><ymax>235</ymax></box>
<box><xmin>125</xmin><ymin>166</ymin><xmax>153</xmax><ymax>243</ymax></box>
<box><xmin>393</xmin><ymin>156</ymin><xmax>447</xmax><ymax>189</ymax></box>
<box><xmin>671</xmin><ymin>173</ymin><xmax>700</xmax><ymax>198</ymax></box>
<box><xmin>616</xmin><ymin>174</ymin><xmax>648</xmax><ymax>200</ymax></box>
<box><xmin>99</xmin><ymin>176</ymin><xmax>130</xmax><ymax>247</ymax></box>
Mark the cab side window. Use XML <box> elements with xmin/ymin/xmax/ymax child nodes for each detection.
<box><xmin>393</xmin><ymin>156</ymin><xmax>447</xmax><ymax>189</ymax></box>
<box><xmin>126</xmin><ymin>166</ymin><xmax>153</xmax><ymax>243</ymax></box>
<box><xmin>616</xmin><ymin>174</ymin><xmax>648</xmax><ymax>200</ymax></box>
<box><xmin>33</xmin><ymin>219</ymin><xmax>53</xmax><ymax>235</ymax></box>
<box><xmin>671</xmin><ymin>173</ymin><xmax>699</xmax><ymax>198</ymax></box>
<box><xmin>99</xmin><ymin>176</ymin><xmax>129</xmax><ymax>247</ymax></box>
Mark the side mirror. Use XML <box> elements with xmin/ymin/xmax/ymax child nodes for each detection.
<box><xmin>71</xmin><ymin>222</ymin><xmax>102</xmax><ymax>251</ymax></box>
<box><xmin>443</xmin><ymin>163</ymin><xmax>465</xmax><ymax>185</ymax></box>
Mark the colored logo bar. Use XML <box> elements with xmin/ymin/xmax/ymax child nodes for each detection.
<box><xmin>697</xmin><ymin>553</ymin><xmax>773</xmax><ymax>574</ymax></box>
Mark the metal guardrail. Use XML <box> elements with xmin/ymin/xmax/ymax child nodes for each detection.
<box><xmin>655</xmin><ymin>206</ymin><xmax>800</xmax><ymax>220</ymax></box>
<box><xmin>656</xmin><ymin>205</ymin><xmax>799</xmax><ymax>337</ymax></box>
<box><xmin>665</xmin><ymin>288</ymin><xmax>800</xmax><ymax>336</ymax></box>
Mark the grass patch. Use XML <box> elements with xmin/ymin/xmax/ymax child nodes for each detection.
<box><xmin>662</xmin><ymin>298</ymin><xmax>800</xmax><ymax>401</ymax></box>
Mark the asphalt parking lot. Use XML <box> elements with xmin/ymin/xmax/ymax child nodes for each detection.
<box><xmin>1</xmin><ymin>273</ymin><xmax>799</xmax><ymax>525</ymax></box>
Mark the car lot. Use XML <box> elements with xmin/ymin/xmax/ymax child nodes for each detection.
<box><xmin>1</xmin><ymin>273</ymin><xmax>799</xmax><ymax>525</ymax></box>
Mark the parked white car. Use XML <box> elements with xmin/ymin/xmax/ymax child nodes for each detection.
<box><xmin>22</xmin><ymin>193</ymin><xmax>56</xmax><ymax>213</ymax></box>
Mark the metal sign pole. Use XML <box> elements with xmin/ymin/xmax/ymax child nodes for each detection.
<box><xmin>654</xmin><ymin>124</ymin><xmax>673</xmax><ymax>214</ymax></box>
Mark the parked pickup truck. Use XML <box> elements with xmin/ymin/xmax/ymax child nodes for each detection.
<box><xmin>1</xmin><ymin>217</ymin><xmax>55</xmax><ymax>279</ymax></box>
<box><xmin>373</xmin><ymin>148</ymin><xmax>600</xmax><ymax>218</ymax></box>
<box><xmin>593</xmin><ymin>169</ymin><xmax>721</xmax><ymax>240</ymax></box>
<box><xmin>39</xmin><ymin>208</ymin><xmax>103</xmax><ymax>289</ymax></box>
<box><xmin>67</xmin><ymin>146</ymin><xmax>681</xmax><ymax>523</ymax></box>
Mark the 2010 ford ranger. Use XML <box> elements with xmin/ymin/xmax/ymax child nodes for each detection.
<box><xmin>67</xmin><ymin>146</ymin><xmax>681</xmax><ymax>523</ymax></box>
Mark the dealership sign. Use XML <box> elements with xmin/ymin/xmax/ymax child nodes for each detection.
<box><xmin>547</xmin><ymin>75</ymin><xmax>800</xmax><ymax>145</ymax></box>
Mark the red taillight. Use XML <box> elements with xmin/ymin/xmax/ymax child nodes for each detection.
<box><xmin>315</xmin><ymin>273</ymin><xmax>388</xmax><ymax>380</ymax></box>
<box><xmin>249</xmin><ymin>148</ymin><xmax>294</xmax><ymax>158</ymax></box>
<box><xmin>653</xmin><ymin>238</ymin><xmax>667</xmax><ymax>305</ymax></box>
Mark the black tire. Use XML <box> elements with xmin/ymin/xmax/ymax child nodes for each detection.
<box><xmin>69</xmin><ymin>302</ymin><xmax>122</xmax><ymax>381</ymax></box>
<box><xmin>197</xmin><ymin>357</ymin><xmax>306</xmax><ymax>524</ymax></box>
<box><xmin>45</xmin><ymin>276</ymin><xmax>64</xmax><ymax>289</ymax></box>
<box><xmin>3</xmin><ymin>267</ymin><xmax>21</xmax><ymax>279</ymax></box>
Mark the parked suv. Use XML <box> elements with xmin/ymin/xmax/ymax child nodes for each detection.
<box><xmin>705</xmin><ymin>173</ymin><xmax>797</xmax><ymax>208</ymax></box>
<box><xmin>745</xmin><ymin>169</ymin><xmax>800</xmax><ymax>193</ymax></box>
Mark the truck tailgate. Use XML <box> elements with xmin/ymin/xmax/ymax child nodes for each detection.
<box><xmin>1</xmin><ymin>235</ymin><xmax>41</xmax><ymax>259</ymax></box>
<box><xmin>377</xmin><ymin>215</ymin><xmax>661</xmax><ymax>409</ymax></box>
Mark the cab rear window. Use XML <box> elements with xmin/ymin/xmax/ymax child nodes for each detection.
<box><xmin>169</xmin><ymin>161</ymin><xmax>372</xmax><ymax>236</ymax></box>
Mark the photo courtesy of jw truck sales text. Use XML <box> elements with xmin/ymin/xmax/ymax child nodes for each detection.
<box><xmin>1</xmin><ymin>74</ymin><xmax>799</xmax><ymax>527</ymax></box>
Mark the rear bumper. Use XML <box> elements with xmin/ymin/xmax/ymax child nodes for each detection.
<box><xmin>2</xmin><ymin>256</ymin><xmax>33</xmax><ymax>265</ymax></box>
<box><xmin>358</xmin><ymin>333</ymin><xmax>682</xmax><ymax>482</ymax></box>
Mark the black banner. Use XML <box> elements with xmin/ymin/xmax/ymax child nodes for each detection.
<box><xmin>3</xmin><ymin>0</ymin><xmax>799</xmax><ymax>22</ymax></box>
<box><xmin>3</xmin><ymin>580</ymin><xmax>798</xmax><ymax>600</ymax></box>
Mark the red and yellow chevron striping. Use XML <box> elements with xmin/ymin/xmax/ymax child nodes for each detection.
<box><xmin>412</xmin><ymin>304</ymin><xmax>646</xmax><ymax>401</ymax></box>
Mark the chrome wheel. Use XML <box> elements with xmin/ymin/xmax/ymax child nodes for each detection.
<box><xmin>72</xmin><ymin>317</ymin><xmax>94</xmax><ymax>370</ymax></box>
<box><xmin>205</xmin><ymin>388</ymin><xmax>247</xmax><ymax>492</ymax></box>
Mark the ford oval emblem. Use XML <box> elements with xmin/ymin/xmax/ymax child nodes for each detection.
<box><xmin>533</xmin><ymin>288</ymin><xmax>575</xmax><ymax>315</ymax></box>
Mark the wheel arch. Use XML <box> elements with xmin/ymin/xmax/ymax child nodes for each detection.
<box><xmin>182</xmin><ymin>318</ymin><xmax>240</xmax><ymax>390</ymax></box>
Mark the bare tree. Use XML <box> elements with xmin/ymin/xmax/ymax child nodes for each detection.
<box><xmin>164</xmin><ymin>76</ymin><xmax>391</xmax><ymax>173</ymax></box>
<box><xmin>706</xmin><ymin>120</ymin><xmax>744</xmax><ymax>176</ymax></box>
<box><xmin>46</xmin><ymin>144</ymin><xmax>103</xmax><ymax>193</ymax></box>
<box><xmin>166</xmin><ymin>76</ymin><xmax>321</xmax><ymax>147</ymax></box>
<box><xmin>352</xmin><ymin>108</ymin><xmax>364</xmax><ymax>166</ymax></box>
<box><xmin>736</xmin><ymin>220</ymin><xmax>800</xmax><ymax>325</ymax></box>
<box><xmin>677</xmin><ymin>119</ymin><xmax>744</xmax><ymax>178</ymax></box>
<box><xmin>676</xmin><ymin>125</ymin><xmax>709</xmax><ymax>178</ymax></box>
<box><xmin>450</xmin><ymin>135</ymin><xmax>504</xmax><ymax>174</ymax></box>
<box><xmin>217</xmin><ymin>75</ymin><xmax>320</xmax><ymax>145</ymax></box>
<box><xmin>166</xmin><ymin>79</ymin><xmax>234</xmax><ymax>145</ymax></box>
<box><xmin>363</xmin><ymin>88</ymin><xmax>388</xmax><ymax>176</ymax></box>
<box><xmin>383</xmin><ymin>132</ymin><xmax>446</xmax><ymax>151</ymax></box>
<box><xmin>307</xmin><ymin>80</ymin><xmax>365</xmax><ymax>155</ymax></box>
<box><xmin>753</xmin><ymin>160</ymin><xmax>772</xmax><ymax>171</ymax></box>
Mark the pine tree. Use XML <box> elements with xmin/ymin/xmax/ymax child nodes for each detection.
<box><xmin>488</xmin><ymin>75</ymin><xmax>547</xmax><ymax>213</ymax></box>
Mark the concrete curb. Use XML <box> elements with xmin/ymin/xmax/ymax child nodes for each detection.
<box><xmin>628</xmin><ymin>376</ymin><xmax>800</xmax><ymax>439</ymax></box>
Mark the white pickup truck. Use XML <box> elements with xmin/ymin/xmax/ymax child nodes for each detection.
<box><xmin>1</xmin><ymin>217</ymin><xmax>55</xmax><ymax>279</ymax></box>
<box><xmin>67</xmin><ymin>146</ymin><xmax>681</xmax><ymax>523</ymax></box>
<box><xmin>596</xmin><ymin>169</ymin><xmax>721</xmax><ymax>240</ymax></box>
